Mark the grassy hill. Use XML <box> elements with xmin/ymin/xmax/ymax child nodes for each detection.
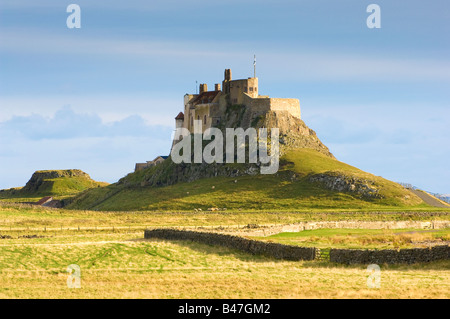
<box><xmin>0</xmin><ymin>169</ymin><xmax>108</xmax><ymax>202</ymax></box>
<box><xmin>66</xmin><ymin>148</ymin><xmax>433</xmax><ymax>211</ymax></box>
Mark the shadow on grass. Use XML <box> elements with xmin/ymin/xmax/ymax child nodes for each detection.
<box><xmin>138</xmin><ymin>237</ymin><xmax>293</xmax><ymax>264</ymax></box>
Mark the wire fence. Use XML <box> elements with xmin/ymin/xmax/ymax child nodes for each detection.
<box><xmin>397</xmin><ymin>182</ymin><xmax>417</xmax><ymax>190</ymax></box>
<box><xmin>0</xmin><ymin>224</ymin><xmax>247</xmax><ymax>234</ymax></box>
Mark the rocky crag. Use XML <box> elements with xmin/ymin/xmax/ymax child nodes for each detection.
<box><xmin>219</xmin><ymin>107</ymin><xmax>334</xmax><ymax>158</ymax></box>
<box><xmin>22</xmin><ymin>170</ymin><xmax>90</xmax><ymax>193</ymax></box>
<box><xmin>120</xmin><ymin>107</ymin><xmax>335</xmax><ymax>188</ymax></box>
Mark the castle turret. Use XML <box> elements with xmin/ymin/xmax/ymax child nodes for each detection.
<box><xmin>171</xmin><ymin>112</ymin><xmax>185</xmax><ymax>152</ymax></box>
<box><xmin>175</xmin><ymin>112</ymin><xmax>184</xmax><ymax>129</ymax></box>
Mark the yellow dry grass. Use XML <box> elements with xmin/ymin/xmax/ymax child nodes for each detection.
<box><xmin>0</xmin><ymin>231</ymin><xmax>448</xmax><ymax>299</ymax></box>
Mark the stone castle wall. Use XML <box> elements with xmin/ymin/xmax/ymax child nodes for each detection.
<box><xmin>229</xmin><ymin>78</ymin><xmax>258</xmax><ymax>104</ymax></box>
<box><xmin>269</xmin><ymin>98</ymin><xmax>301</xmax><ymax>119</ymax></box>
<box><xmin>180</xmin><ymin>71</ymin><xmax>301</xmax><ymax>133</ymax></box>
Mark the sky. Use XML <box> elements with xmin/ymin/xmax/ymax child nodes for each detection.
<box><xmin>0</xmin><ymin>0</ymin><xmax>449</xmax><ymax>194</ymax></box>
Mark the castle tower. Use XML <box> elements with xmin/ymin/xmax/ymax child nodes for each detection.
<box><xmin>222</xmin><ymin>69</ymin><xmax>232</xmax><ymax>94</ymax></box>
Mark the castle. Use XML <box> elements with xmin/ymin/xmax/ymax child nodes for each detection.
<box><xmin>135</xmin><ymin>69</ymin><xmax>301</xmax><ymax>172</ymax></box>
<box><xmin>175</xmin><ymin>69</ymin><xmax>301</xmax><ymax>133</ymax></box>
<box><xmin>135</xmin><ymin>156</ymin><xmax>168</xmax><ymax>172</ymax></box>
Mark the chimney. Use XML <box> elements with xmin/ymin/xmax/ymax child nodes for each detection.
<box><xmin>224</xmin><ymin>69</ymin><xmax>232</xmax><ymax>81</ymax></box>
<box><xmin>199</xmin><ymin>83</ymin><xmax>208</xmax><ymax>93</ymax></box>
<box><xmin>215</xmin><ymin>83</ymin><xmax>221</xmax><ymax>91</ymax></box>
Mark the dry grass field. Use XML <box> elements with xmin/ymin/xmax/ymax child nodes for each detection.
<box><xmin>0</xmin><ymin>204</ymin><xmax>449</xmax><ymax>299</ymax></box>
<box><xmin>0</xmin><ymin>230</ymin><xmax>449</xmax><ymax>299</ymax></box>
<box><xmin>253</xmin><ymin>228</ymin><xmax>450</xmax><ymax>249</ymax></box>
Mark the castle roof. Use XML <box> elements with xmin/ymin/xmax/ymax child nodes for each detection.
<box><xmin>36</xmin><ymin>196</ymin><xmax>53</xmax><ymax>206</ymax></box>
<box><xmin>175</xmin><ymin>112</ymin><xmax>184</xmax><ymax>120</ymax></box>
<box><xmin>192</xmin><ymin>91</ymin><xmax>221</xmax><ymax>105</ymax></box>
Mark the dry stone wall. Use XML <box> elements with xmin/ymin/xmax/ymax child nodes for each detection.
<box><xmin>144</xmin><ymin>228</ymin><xmax>450</xmax><ymax>264</ymax></box>
<box><xmin>144</xmin><ymin>228</ymin><xmax>316</xmax><ymax>261</ymax></box>
<box><xmin>330</xmin><ymin>245</ymin><xmax>449</xmax><ymax>264</ymax></box>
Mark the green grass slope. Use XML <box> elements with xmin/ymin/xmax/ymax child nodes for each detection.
<box><xmin>66</xmin><ymin>149</ymin><xmax>432</xmax><ymax>212</ymax></box>
<box><xmin>0</xmin><ymin>169</ymin><xmax>108</xmax><ymax>202</ymax></box>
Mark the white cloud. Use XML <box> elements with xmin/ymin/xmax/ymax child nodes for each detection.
<box><xmin>0</xmin><ymin>95</ymin><xmax>180</xmax><ymax>126</ymax></box>
<box><xmin>261</xmin><ymin>51</ymin><xmax>450</xmax><ymax>82</ymax></box>
<box><xmin>0</xmin><ymin>105</ymin><xmax>173</xmax><ymax>140</ymax></box>
<box><xmin>0</xmin><ymin>107</ymin><xmax>174</xmax><ymax>189</ymax></box>
<box><xmin>1</xmin><ymin>29</ymin><xmax>449</xmax><ymax>82</ymax></box>
<box><xmin>0</xmin><ymin>135</ymin><xmax>171</xmax><ymax>189</ymax></box>
<box><xmin>0</xmin><ymin>29</ymin><xmax>243</xmax><ymax>58</ymax></box>
<box><xmin>0</xmin><ymin>0</ymin><xmax>261</xmax><ymax>10</ymax></box>
<box><xmin>302</xmin><ymin>101</ymin><xmax>450</xmax><ymax>193</ymax></box>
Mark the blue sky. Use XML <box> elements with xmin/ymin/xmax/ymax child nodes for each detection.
<box><xmin>0</xmin><ymin>0</ymin><xmax>449</xmax><ymax>194</ymax></box>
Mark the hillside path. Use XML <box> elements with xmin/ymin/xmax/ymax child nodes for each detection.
<box><xmin>409</xmin><ymin>189</ymin><xmax>450</xmax><ymax>208</ymax></box>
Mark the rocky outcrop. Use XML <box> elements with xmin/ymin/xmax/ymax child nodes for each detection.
<box><xmin>124</xmin><ymin>109</ymin><xmax>336</xmax><ymax>188</ymax></box>
<box><xmin>21</xmin><ymin>169</ymin><xmax>91</xmax><ymax>193</ymax></box>
<box><xmin>221</xmin><ymin>108</ymin><xmax>334</xmax><ymax>158</ymax></box>
<box><xmin>309</xmin><ymin>172</ymin><xmax>382</xmax><ymax>198</ymax></box>
<box><xmin>127</xmin><ymin>160</ymin><xmax>261</xmax><ymax>187</ymax></box>
<box><xmin>262</xmin><ymin>111</ymin><xmax>334</xmax><ymax>158</ymax></box>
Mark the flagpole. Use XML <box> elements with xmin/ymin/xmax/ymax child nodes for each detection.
<box><xmin>253</xmin><ymin>55</ymin><xmax>256</xmax><ymax>78</ymax></box>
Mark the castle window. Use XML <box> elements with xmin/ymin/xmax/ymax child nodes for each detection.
<box><xmin>249</xmin><ymin>87</ymin><xmax>253</xmax><ymax>92</ymax></box>
<box><xmin>255</xmin><ymin>87</ymin><xmax>257</xmax><ymax>92</ymax></box>
<box><xmin>244</xmin><ymin>87</ymin><xmax>247</xmax><ymax>92</ymax></box>
<box><xmin>197</xmin><ymin>115</ymin><xmax>200</xmax><ymax>120</ymax></box>
<box><xmin>204</xmin><ymin>115</ymin><xmax>207</xmax><ymax>125</ymax></box>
